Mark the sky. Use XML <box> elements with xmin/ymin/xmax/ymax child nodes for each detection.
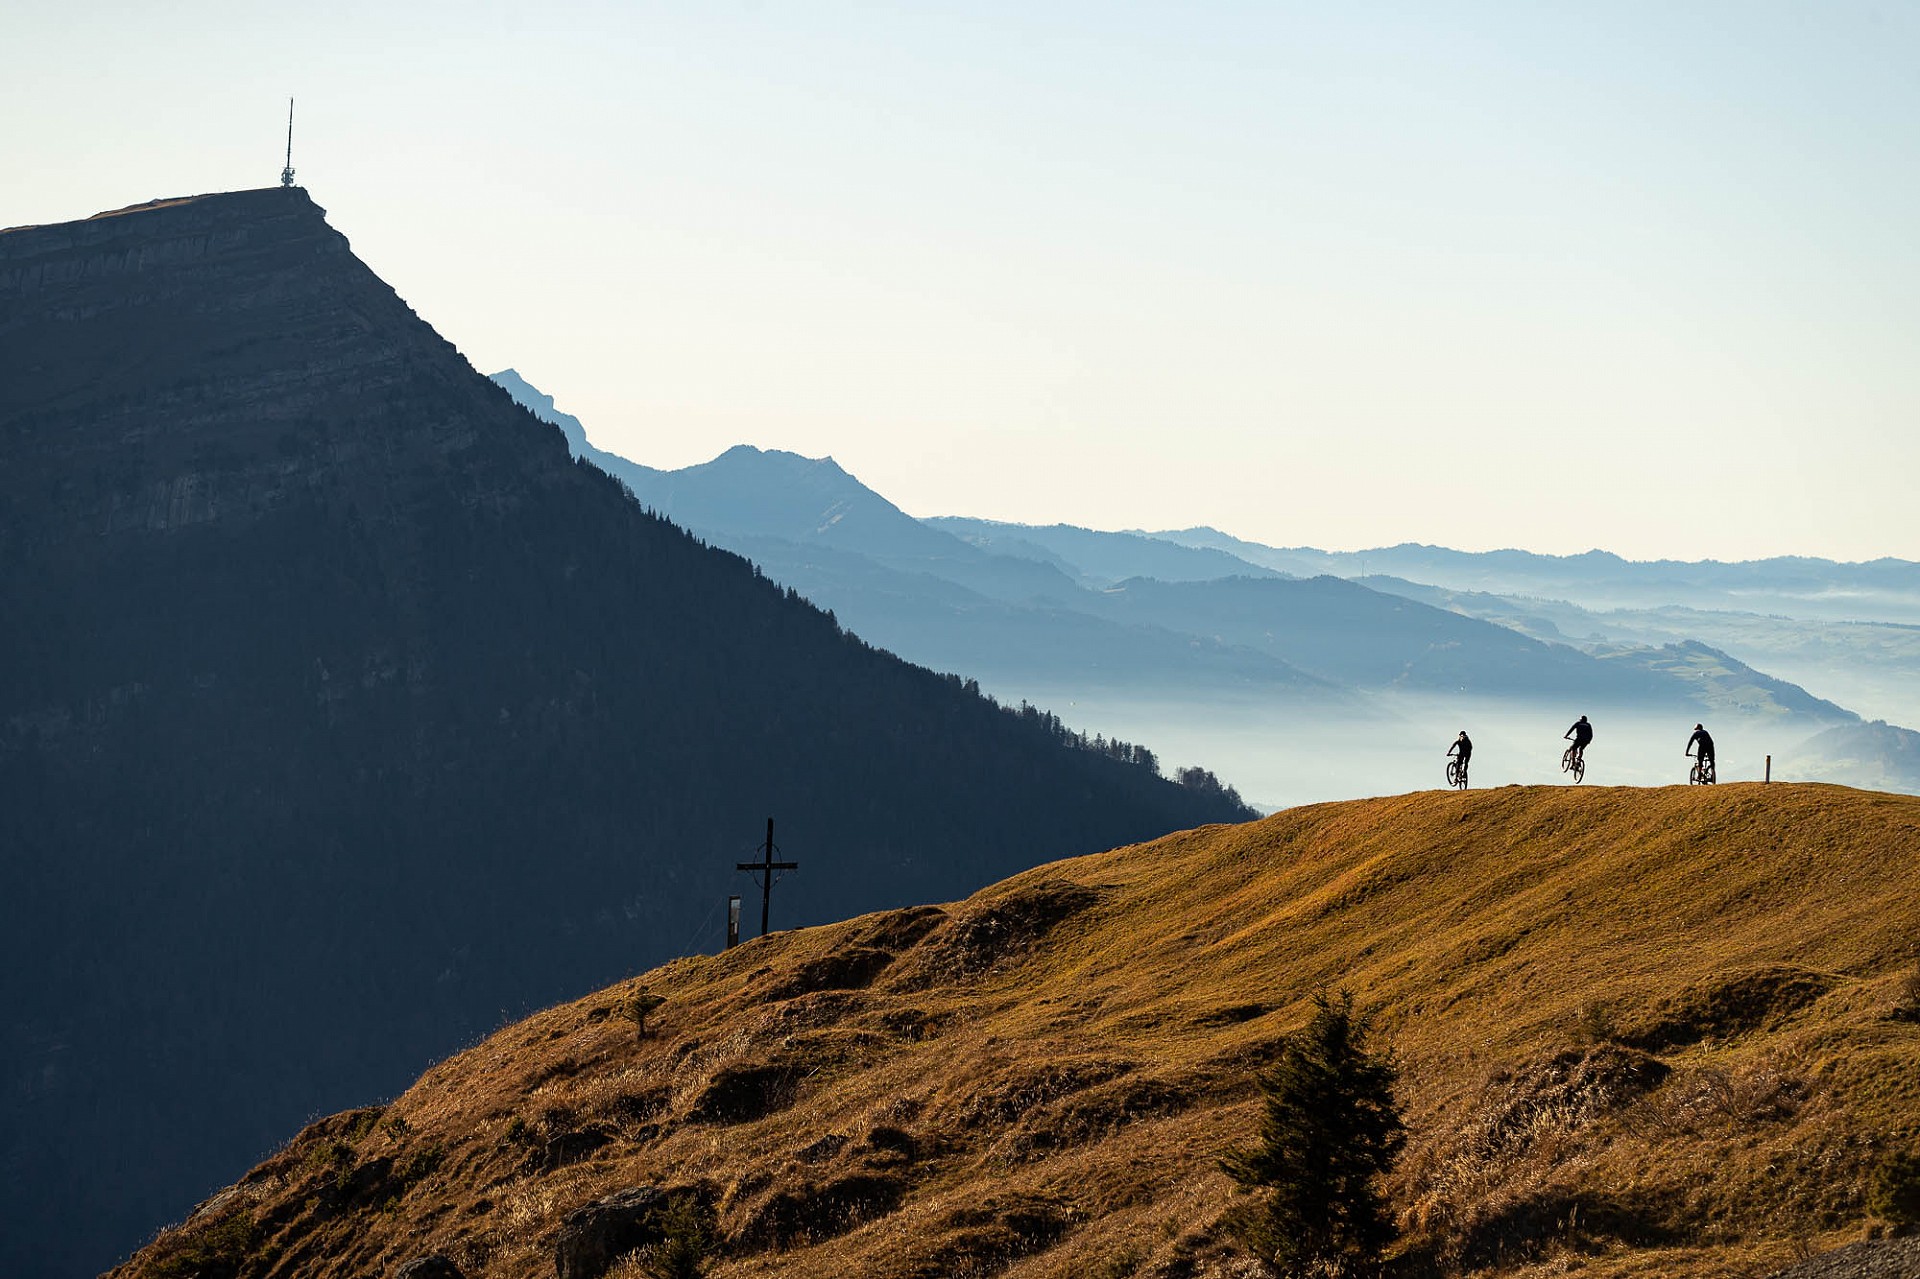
<box><xmin>8</xmin><ymin>2</ymin><xmax>1918</xmax><ymax>562</ymax></box>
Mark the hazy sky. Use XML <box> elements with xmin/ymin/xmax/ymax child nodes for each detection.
<box><xmin>9</xmin><ymin>2</ymin><xmax>1917</xmax><ymax>561</ymax></box>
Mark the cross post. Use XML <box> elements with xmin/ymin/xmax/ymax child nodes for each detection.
<box><xmin>735</xmin><ymin>817</ymin><xmax>798</xmax><ymax>937</ymax></box>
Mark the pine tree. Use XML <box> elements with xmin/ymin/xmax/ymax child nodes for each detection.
<box><xmin>1220</xmin><ymin>990</ymin><xmax>1405</xmax><ymax>1277</ymax></box>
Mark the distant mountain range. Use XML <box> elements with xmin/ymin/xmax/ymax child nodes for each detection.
<box><xmin>0</xmin><ymin>195</ymin><xmax>1247</xmax><ymax>1279</ymax></box>
<box><xmin>1143</xmin><ymin>526</ymin><xmax>1920</xmax><ymax>623</ymax></box>
<box><xmin>495</xmin><ymin>372</ymin><xmax>1876</xmax><ymax>732</ymax></box>
<box><xmin>1784</xmin><ymin>720</ymin><xmax>1920</xmax><ymax>792</ymax></box>
<box><xmin>1355</xmin><ymin>576</ymin><xmax>1920</xmax><ymax>731</ymax></box>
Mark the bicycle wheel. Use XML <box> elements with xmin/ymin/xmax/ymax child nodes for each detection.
<box><xmin>1446</xmin><ymin>759</ymin><xmax>1462</xmax><ymax>788</ymax></box>
<box><xmin>1570</xmin><ymin>753</ymin><xmax>1585</xmax><ymax>784</ymax></box>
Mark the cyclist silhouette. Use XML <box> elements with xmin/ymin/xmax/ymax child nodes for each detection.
<box><xmin>1563</xmin><ymin>715</ymin><xmax>1593</xmax><ymax>782</ymax></box>
<box><xmin>1446</xmin><ymin>731</ymin><xmax>1472</xmax><ymax>789</ymax></box>
<box><xmin>1686</xmin><ymin>723</ymin><xmax>1716</xmax><ymax>784</ymax></box>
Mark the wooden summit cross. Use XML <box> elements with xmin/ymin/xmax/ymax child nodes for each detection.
<box><xmin>736</xmin><ymin>818</ymin><xmax>798</xmax><ymax>938</ymax></box>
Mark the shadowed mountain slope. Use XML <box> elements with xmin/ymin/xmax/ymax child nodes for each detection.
<box><xmin>0</xmin><ymin>190</ymin><xmax>1250</xmax><ymax>1278</ymax></box>
<box><xmin>117</xmin><ymin>784</ymin><xmax>1920</xmax><ymax>1279</ymax></box>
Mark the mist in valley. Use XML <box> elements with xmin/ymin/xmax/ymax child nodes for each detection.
<box><xmin>1001</xmin><ymin>685</ymin><xmax>1827</xmax><ymax>812</ymax></box>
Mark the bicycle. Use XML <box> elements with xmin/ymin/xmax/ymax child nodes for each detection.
<box><xmin>1688</xmin><ymin>751</ymin><xmax>1716</xmax><ymax>785</ymax></box>
<box><xmin>1446</xmin><ymin>757</ymin><xmax>1469</xmax><ymax>790</ymax></box>
<box><xmin>1561</xmin><ymin>743</ymin><xmax>1586</xmax><ymax>784</ymax></box>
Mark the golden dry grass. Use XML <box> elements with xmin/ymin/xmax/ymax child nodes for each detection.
<box><xmin>116</xmin><ymin>784</ymin><xmax>1920</xmax><ymax>1279</ymax></box>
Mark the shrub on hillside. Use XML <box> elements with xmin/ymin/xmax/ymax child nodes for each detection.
<box><xmin>147</xmin><ymin>1210</ymin><xmax>261</xmax><ymax>1279</ymax></box>
<box><xmin>640</xmin><ymin>1192</ymin><xmax>720</xmax><ymax>1278</ymax></box>
<box><xmin>1869</xmin><ymin>1151</ymin><xmax>1920</xmax><ymax>1236</ymax></box>
<box><xmin>1219</xmin><ymin>990</ymin><xmax>1405</xmax><ymax>1277</ymax></box>
<box><xmin>626</xmin><ymin>989</ymin><xmax>666</xmax><ymax>1038</ymax></box>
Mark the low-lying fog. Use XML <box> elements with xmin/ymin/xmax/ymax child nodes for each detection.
<box><xmin>1002</xmin><ymin>685</ymin><xmax>1833</xmax><ymax>813</ymax></box>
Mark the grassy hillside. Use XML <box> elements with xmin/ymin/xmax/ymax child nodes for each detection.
<box><xmin>118</xmin><ymin>785</ymin><xmax>1920</xmax><ymax>1279</ymax></box>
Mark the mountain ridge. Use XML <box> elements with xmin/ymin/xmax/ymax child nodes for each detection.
<box><xmin>113</xmin><ymin>783</ymin><xmax>1920</xmax><ymax>1279</ymax></box>
<box><xmin>1138</xmin><ymin>528</ymin><xmax>1920</xmax><ymax>622</ymax></box>
<box><xmin>490</xmin><ymin>375</ymin><xmax>1860</xmax><ymax>715</ymax></box>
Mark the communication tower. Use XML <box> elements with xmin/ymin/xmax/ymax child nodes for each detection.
<box><xmin>280</xmin><ymin>99</ymin><xmax>296</xmax><ymax>187</ymax></box>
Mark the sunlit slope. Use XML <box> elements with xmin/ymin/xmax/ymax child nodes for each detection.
<box><xmin>121</xmin><ymin>785</ymin><xmax>1920</xmax><ymax>1279</ymax></box>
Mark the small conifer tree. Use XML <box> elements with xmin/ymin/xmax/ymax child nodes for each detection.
<box><xmin>1220</xmin><ymin>990</ymin><xmax>1405</xmax><ymax>1277</ymax></box>
<box><xmin>626</xmin><ymin>989</ymin><xmax>666</xmax><ymax>1039</ymax></box>
<box><xmin>643</xmin><ymin>1192</ymin><xmax>720</xmax><ymax>1278</ymax></box>
<box><xmin>1869</xmin><ymin>1150</ymin><xmax>1920</xmax><ymax>1235</ymax></box>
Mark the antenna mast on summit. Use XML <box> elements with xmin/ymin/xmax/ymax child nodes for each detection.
<box><xmin>280</xmin><ymin>98</ymin><xmax>296</xmax><ymax>187</ymax></box>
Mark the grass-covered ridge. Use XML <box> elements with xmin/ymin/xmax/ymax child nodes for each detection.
<box><xmin>118</xmin><ymin>784</ymin><xmax>1920</xmax><ymax>1279</ymax></box>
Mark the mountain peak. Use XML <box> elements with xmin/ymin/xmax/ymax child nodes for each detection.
<box><xmin>709</xmin><ymin>442</ymin><xmax>847</xmax><ymax>474</ymax></box>
<box><xmin>2</xmin><ymin>186</ymin><xmax>324</xmax><ymax>245</ymax></box>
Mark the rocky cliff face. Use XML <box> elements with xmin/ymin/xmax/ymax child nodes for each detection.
<box><xmin>0</xmin><ymin>191</ymin><xmax>1248</xmax><ymax>1278</ymax></box>
<box><xmin>2</xmin><ymin>190</ymin><xmax>558</xmax><ymax>549</ymax></box>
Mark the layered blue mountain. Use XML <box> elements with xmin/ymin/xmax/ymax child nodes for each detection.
<box><xmin>497</xmin><ymin>377</ymin><xmax>1335</xmax><ymax>699</ymax></box>
<box><xmin>1141</xmin><ymin>527</ymin><xmax>1920</xmax><ymax>624</ymax></box>
<box><xmin>928</xmin><ymin>516</ymin><xmax>1285</xmax><ymax>587</ymax></box>
<box><xmin>496</xmin><ymin>374</ymin><xmax>1856</xmax><ymax>721</ymax></box>
<box><xmin>0</xmin><ymin>191</ymin><xmax>1252</xmax><ymax>1279</ymax></box>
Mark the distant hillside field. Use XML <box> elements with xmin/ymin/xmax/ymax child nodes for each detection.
<box><xmin>119</xmin><ymin>784</ymin><xmax>1920</xmax><ymax>1279</ymax></box>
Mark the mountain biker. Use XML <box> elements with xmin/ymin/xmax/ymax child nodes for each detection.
<box><xmin>1564</xmin><ymin>715</ymin><xmax>1593</xmax><ymax>767</ymax></box>
<box><xmin>1448</xmin><ymin>731</ymin><xmax>1472</xmax><ymax>771</ymax></box>
<box><xmin>1686</xmin><ymin>723</ymin><xmax>1715</xmax><ymax>772</ymax></box>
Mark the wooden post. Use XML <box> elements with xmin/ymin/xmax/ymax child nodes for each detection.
<box><xmin>726</xmin><ymin>895</ymin><xmax>741</xmax><ymax>949</ymax></box>
<box><xmin>1765</xmin><ymin>754</ymin><xmax>1772</xmax><ymax>783</ymax></box>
